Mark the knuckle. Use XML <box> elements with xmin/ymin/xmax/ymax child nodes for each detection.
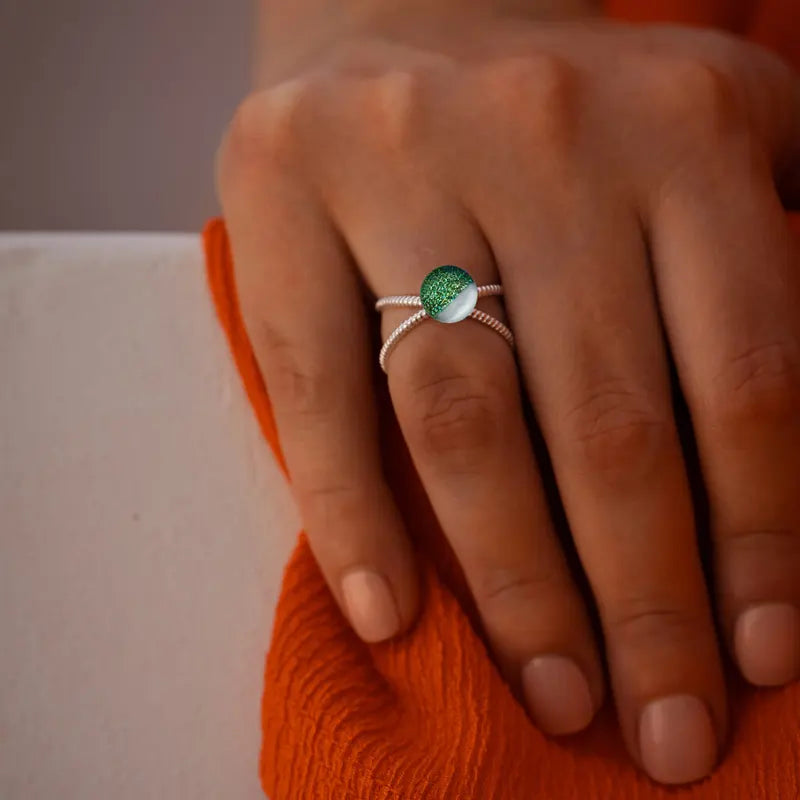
<box><xmin>481</xmin><ymin>54</ymin><xmax>578</xmax><ymax>152</ymax></box>
<box><xmin>475</xmin><ymin>563</ymin><xmax>564</xmax><ymax>609</ymax></box>
<box><xmin>402</xmin><ymin>368</ymin><xmax>507</xmax><ymax>474</ymax></box>
<box><xmin>562</xmin><ymin>382</ymin><xmax>669</xmax><ymax>484</ymax></box>
<box><xmin>222</xmin><ymin>80</ymin><xmax>314</xmax><ymax>169</ymax></box>
<box><xmin>217</xmin><ymin>91</ymin><xmax>271</xmax><ymax>190</ymax></box>
<box><xmin>710</xmin><ymin>340</ymin><xmax>800</xmax><ymax>430</ymax></box>
<box><xmin>609</xmin><ymin>601</ymin><xmax>703</xmax><ymax>651</ymax></box>
<box><xmin>650</xmin><ymin>57</ymin><xmax>743</xmax><ymax>140</ymax></box>
<box><xmin>372</xmin><ymin>67</ymin><xmax>431</xmax><ymax>150</ymax></box>
<box><xmin>686</xmin><ymin>28</ymin><xmax>749</xmax><ymax>73</ymax></box>
<box><xmin>488</xmin><ymin>53</ymin><xmax>575</xmax><ymax>97</ymax></box>
<box><xmin>260</xmin><ymin>330</ymin><xmax>336</xmax><ymax>421</ymax></box>
<box><xmin>721</xmin><ymin>527</ymin><xmax>800</xmax><ymax>559</ymax></box>
<box><xmin>296</xmin><ymin>480</ymin><xmax>365</xmax><ymax>530</ymax></box>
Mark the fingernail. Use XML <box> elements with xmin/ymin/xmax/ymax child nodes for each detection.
<box><xmin>735</xmin><ymin>603</ymin><xmax>800</xmax><ymax>686</ymax></box>
<box><xmin>521</xmin><ymin>655</ymin><xmax>595</xmax><ymax>735</ymax></box>
<box><xmin>639</xmin><ymin>694</ymin><xmax>717</xmax><ymax>785</ymax></box>
<box><xmin>341</xmin><ymin>569</ymin><xmax>400</xmax><ymax>643</ymax></box>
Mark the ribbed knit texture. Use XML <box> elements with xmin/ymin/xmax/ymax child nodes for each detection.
<box><xmin>204</xmin><ymin>4</ymin><xmax>800</xmax><ymax>796</ymax></box>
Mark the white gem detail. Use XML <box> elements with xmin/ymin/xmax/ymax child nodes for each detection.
<box><xmin>433</xmin><ymin>283</ymin><xmax>478</xmax><ymax>323</ymax></box>
<box><xmin>376</xmin><ymin>284</ymin><xmax>513</xmax><ymax>374</ymax></box>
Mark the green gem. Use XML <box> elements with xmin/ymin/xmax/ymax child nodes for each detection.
<box><xmin>419</xmin><ymin>266</ymin><xmax>475</xmax><ymax>320</ymax></box>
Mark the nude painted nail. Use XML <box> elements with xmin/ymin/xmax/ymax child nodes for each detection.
<box><xmin>639</xmin><ymin>694</ymin><xmax>717</xmax><ymax>785</ymax></box>
<box><xmin>735</xmin><ymin>603</ymin><xmax>800</xmax><ymax>686</ymax></box>
<box><xmin>521</xmin><ymin>655</ymin><xmax>595</xmax><ymax>735</ymax></box>
<box><xmin>341</xmin><ymin>569</ymin><xmax>400</xmax><ymax>643</ymax></box>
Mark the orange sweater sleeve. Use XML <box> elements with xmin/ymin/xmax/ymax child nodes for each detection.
<box><xmin>203</xmin><ymin>4</ymin><xmax>800</xmax><ymax>797</ymax></box>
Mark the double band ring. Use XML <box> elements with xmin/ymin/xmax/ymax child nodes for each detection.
<box><xmin>375</xmin><ymin>265</ymin><xmax>515</xmax><ymax>373</ymax></box>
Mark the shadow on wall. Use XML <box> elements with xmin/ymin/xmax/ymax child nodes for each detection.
<box><xmin>0</xmin><ymin>0</ymin><xmax>250</xmax><ymax>231</ymax></box>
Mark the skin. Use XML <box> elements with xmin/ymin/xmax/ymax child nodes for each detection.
<box><xmin>216</xmin><ymin>0</ymin><xmax>800</xmax><ymax>785</ymax></box>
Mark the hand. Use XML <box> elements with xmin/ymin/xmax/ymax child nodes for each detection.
<box><xmin>216</xmin><ymin>5</ymin><xmax>800</xmax><ymax>786</ymax></box>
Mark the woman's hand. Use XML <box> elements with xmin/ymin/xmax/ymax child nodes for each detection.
<box><xmin>216</xmin><ymin>4</ymin><xmax>800</xmax><ymax>786</ymax></box>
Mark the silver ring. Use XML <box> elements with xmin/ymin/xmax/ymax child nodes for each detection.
<box><xmin>374</xmin><ymin>265</ymin><xmax>515</xmax><ymax>373</ymax></box>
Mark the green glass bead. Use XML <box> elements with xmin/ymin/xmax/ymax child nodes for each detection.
<box><xmin>419</xmin><ymin>265</ymin><xmax>477</xmax><ymax>323</ymax></box>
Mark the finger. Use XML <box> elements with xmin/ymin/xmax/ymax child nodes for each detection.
<box><xmin>630</xmin><ymin>27</ymin><xmax>800</xmax><ymax>203</ymax></box>
<box><xmin>307</xmin><ymin>66</ymin><xmax>607</xmax><ymax>734</ymax></box>
<box><xmin>454</xmin><ymin>52</ymin><xmax>727</xmax><ymax>782</ymax></box>
<box><xmin>350</xmin><ymin>197</ymin><xmax>605</xmax><ymax>735</ymax></box>
<box><xmin>647</xmin><ymin>144</ymin><xmax>800</xmax><ymax>687</ymax></box>
<box><xmin>474</xmin><ymin>182</ymin><xmax>725</xmax><ymax>783</ymax></box>
<box><xmin>217</xmin><ymin>99</ymin><xmax>419</xmax><ymax>643</ymax></box>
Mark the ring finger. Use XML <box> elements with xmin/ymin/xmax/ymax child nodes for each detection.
<box><xmin>349</xmin><ymin>193</ymin><xmax>606</xmax><ymax>736</ymax></box>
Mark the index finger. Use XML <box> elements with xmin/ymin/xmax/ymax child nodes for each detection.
<box><xmin>217</xmin><ymin>99</ymin><xmax>420</xmax><ymax>643</ymax></box>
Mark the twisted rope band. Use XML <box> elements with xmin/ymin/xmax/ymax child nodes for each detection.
<box><xmin>375</xmin><ymin>284</ymin><xmax>514</xmax><ymax>373</ymax></box>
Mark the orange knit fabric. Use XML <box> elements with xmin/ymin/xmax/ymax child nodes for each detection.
<box><xmin>203</xmin><ymin>4</ymin><xmax>800</xmax><ymax>796</ymax></box>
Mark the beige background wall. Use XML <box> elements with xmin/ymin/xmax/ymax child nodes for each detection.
<box><xmin>0</xmin><ymin>1</ymin><xmax>251</xmax><ymax>231</ymax></box>
<box><xmin>0</xmin><ymin>231</ymin><xmax>297</xmax><ymax>800</ymax></box>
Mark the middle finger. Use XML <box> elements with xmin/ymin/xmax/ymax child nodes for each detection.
<box><xmin>360</xmin><ymin>199</ymin><xmax>606</xmax><ymax>736</ymax></box>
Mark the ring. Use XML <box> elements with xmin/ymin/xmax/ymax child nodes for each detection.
<box><xmin>374</xmin><ymin>265</ymin><xmax>515</xmax><ymax>373</ymax></box>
